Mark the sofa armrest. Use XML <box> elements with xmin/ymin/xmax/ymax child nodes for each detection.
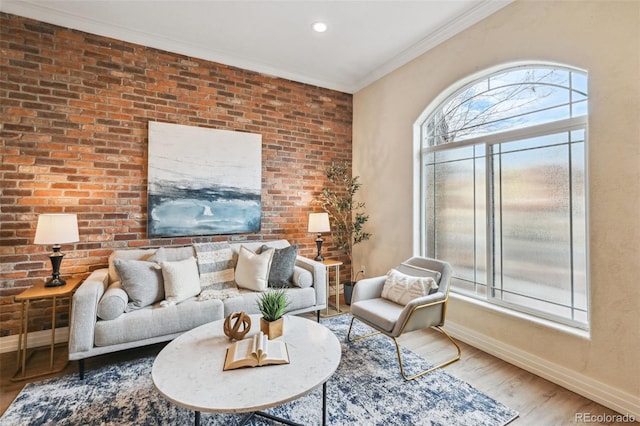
<box><xmin>351</xmin><ymin>276</ymin><xmax>386</xmax><ymax>303</ymax></box>
<box><xmin>294</xmin><ymin>256</ymin><xmax>326</xmax><ymax>309</ymax></box>
<box><xmin>68</xmin><ymin>268</ymin><xmax>109</xmax><ymax>359</ymax></box>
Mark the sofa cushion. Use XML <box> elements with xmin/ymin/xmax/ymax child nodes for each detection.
<box><xmin>194</xmin><ymin>242</ymin><xmax>236</xmax><ymax>293</ymax></box>
<box><xmin>381</xmin><ymin>268</ymin><xmax>438</xmax><ymax>306</ymax></box>
<box><xmin>235</xmin><ymin>246</ymin><xmax>274</xmax><ymax>292</ymax></box>
<box><xmin>96</xmin><ymin>281</ymin><xmax>128</xmax><ymax>321</ymax></box>
<box><xmin>113</xmin><ymin>259</ymin><xmax>165</xmax><ymax>311</ymax></box>
<box><xmin>260</xmin><ymin>244</ymin><xmax>298</xmax><ymax>288</ymax></box>
<box><xmin>94</xmin><ymin>298</ymin><xmax>224</xmax><ymax>347</ymax></box>
<box><xmin>222</xmin><ymin>287</ymin><xmax>316</xmax><ymax>316</ymax></box>
<box><xmin>160</xmin><ymin>257</ymin><xmax>202</xmax><ymax>303</ymax></box>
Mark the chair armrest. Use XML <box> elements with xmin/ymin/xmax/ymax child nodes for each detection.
<box><xmin>352</xmin><ymin>276</ymin><xmax>386</xmax><ymax>303</ymax></box>
<box><xmin>294</xmin><ymin>256</ymin><xmax>326</xmax><ymax>309</ymax></box>
<box><xmin>394</xmin><ymin>291</ymin><xmax>448</xmax><ymax>335</ymax></box>
<box><xmin>68</xmin><ymin>269</ymin><xmax>108</xmax><ymax>358</ymax></box>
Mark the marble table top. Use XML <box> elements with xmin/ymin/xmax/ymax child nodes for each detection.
<box><xmin>152</xmin><ymin>314</ymin><xmax>342</xmax><ymax>414</ymax></box>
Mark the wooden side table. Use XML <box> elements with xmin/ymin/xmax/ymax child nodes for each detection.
<box><xmin>12</xmin><ymin>276</ymin><xmax>82</xmax><ymax>381</ymax></box>
<box><xmin>322</xmin><ymin>260</ymin><xmax>343</xmax><ymax>316</ymax></box>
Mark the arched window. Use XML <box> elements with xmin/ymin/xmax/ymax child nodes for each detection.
<box><xmin>417</xmin><ymin>64</ymin><xmax>588</xmax><ymax>328</ymax></box>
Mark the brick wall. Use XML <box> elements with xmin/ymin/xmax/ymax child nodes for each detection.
<box><xmin>0</xmin><ymin>13</ymin><xmax>353</xmax><ymax>338</ymax></box>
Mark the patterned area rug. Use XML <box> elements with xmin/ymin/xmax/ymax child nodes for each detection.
<box><xmin>1</xmin><ymin>315</ymin><xmax>518</xmax><ymax>425</ymax></box>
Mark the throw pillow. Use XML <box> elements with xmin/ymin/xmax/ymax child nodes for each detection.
<box><xmin>260</xmin><ymin>244</ymin><xmax>298</xmax><ymax>288</ymax></box>
<box><xmin>113</xmin><ymin>259</ymin><xmax>165</xmax><ymax>311</ymax></box>
<box><xmin>381</xmin><ymin>268</ymin><xmax>439</xmax><ymax>306</ymax></box>
<box><xmin>235</xmin><ymin>245</ymin><xmax>274</xmax><ymax>292</ymax></box>
<box><xmin>198</xmin><ymin>287</ymin><xmax>241</xmax><ymax>300</ymax></box>
<box><xmin>160</xmin><ymin>257</ymin><xmax>202</xmax><ymax>303</ymax></box>
<box><xmin>292</xmin><ymin>266</ymin><xmax>313</xmax><ymax>288</ymax></box>
<box><xmin>96</xmin><ymin>281</ymin><xmax>128</xmax><ymax>321</ymax></box>
<box><xmin>193</xmin><ymin>242</ymin><xmax>236</xmax><ymax>291</ymax></box>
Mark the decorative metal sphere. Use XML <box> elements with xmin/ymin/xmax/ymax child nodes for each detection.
<box><xmin>223</xmin><ymin>311</ymin><xmax>251</xmax><ymax>340</ymax></box>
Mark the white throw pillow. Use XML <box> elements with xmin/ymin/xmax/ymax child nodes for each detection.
<box><xmin>234</xmin><ymin>245</ymin><xmax>274</xmax><ymax>292</ymax></box>
<box><xmin>160</xmin><ymin>257</ymin><xmax>201</xmax><ymax>303</ymax></box>
<box><xmin>381</xmin><ymin>268</ymin><xmax>439</xmax><ymax>306</ymax></box>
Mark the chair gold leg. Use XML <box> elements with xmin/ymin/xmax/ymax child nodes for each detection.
<box><xmin>346</xmin><ymin>316</ymin><xmax>381</xmax><ymax>342</ymax></box>
<box><xmin>393</xmin><ymin>325</ymin><xmax>461</xmax><ymax>381</ymax></box>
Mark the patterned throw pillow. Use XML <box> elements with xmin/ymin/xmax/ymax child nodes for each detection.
<box><xmin>193</xmin><ymin>242</ymin><xmax>236</xmax><ymax>291</ymax></box>
<box><xmin>381</xmin><ymin>268</ymin><xmax>439</xmax><ymax>306</ymax></box>
<box><xmin>260</xmin><ymin>244</ymin><xmax>298</xmax><ymax>288</ymax></box>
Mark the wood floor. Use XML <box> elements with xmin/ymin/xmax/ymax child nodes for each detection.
<box><xmin>0</xmin><ymin>312</ymin><xmax>632</xmax><ymax>425</ymax></box>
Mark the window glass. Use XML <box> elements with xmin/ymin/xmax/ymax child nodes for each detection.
<box><xmin>419</xmin><ymin>65</ymin><xmax>588</xmax><ymax>328</ymax></box>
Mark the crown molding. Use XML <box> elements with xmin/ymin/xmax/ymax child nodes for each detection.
<box><xmin>352</xmin><ymin>0</ymin><xmax>514</xmax><ymax>93</ymax></box>
<box><xmin>2</xmin><ymin>0</ymin><xmax>512</xmax><ymax>94</ymax></box>
<box><xmin>0</xmin><ymin>0</ymin><xmax>351</xmax><ymax>92</ymax></box>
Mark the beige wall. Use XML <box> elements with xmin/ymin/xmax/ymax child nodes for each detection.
<box><xmin>353</xmin><ymin>0</ymin><xmax>639</xmax><ymax>414</ymax></box>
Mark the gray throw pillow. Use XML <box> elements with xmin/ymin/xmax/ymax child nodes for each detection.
<box><xmin>260</xmin><ymin>244</ymin><xmax>298</xmax><ymax>288</ymax></box>
<box><xmin>113</xmin><ymin>258</ymin><xmax>165</xmax><ymax>311</ymax></box>
<box><xmin>96</xmin><ymin>281</ymin><xmax>128</xmax><ymax>321</ymax></box>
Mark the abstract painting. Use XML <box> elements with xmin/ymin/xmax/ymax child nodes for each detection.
<box><xmin>147</xmin><ymin>121</ymin><xmax>262</xmax><ymax>237</ymax></box>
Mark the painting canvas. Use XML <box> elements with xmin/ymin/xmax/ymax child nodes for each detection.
<box><xmin>147</xmin><ymin>121</ymin><xmax>262</xmax><ymax>237</ymax></box>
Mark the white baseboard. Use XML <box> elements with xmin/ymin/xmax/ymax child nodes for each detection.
<box><xmin>445</xmin><ymin>321</ymin><xmax>640</xmax><ymax>419</ymax></box>
<box><xmin>0</xmin><ymin>327</ymin><xmax>69</xmax><ymax>354</ymax></box>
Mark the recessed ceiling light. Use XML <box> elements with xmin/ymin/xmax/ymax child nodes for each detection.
<box><xmin>312</xmin><ymin>22</ymin><xmax>328</xmax><ymax>33</ymax></box>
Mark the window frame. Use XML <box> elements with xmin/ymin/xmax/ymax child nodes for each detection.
<box><xmin>414</xmin><ymin>63</ymin><xmax>590</xmax><ymax>330</ymax></box>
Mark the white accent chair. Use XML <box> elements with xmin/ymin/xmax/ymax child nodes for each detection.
<box><xmin>347</xmin><ymin>256</ymin><xmax>461</xmax><ymax>381</ymax></box>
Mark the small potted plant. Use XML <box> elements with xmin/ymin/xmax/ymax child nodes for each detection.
<box><xmin>256</xmin><ymin>288</ymin><xmax>290</xmax><ymax>339</ymax></box>
<box><xmin>317</xmin><ymin>161</ymin><xmax>372</xmax><ymax>304</ymax></box>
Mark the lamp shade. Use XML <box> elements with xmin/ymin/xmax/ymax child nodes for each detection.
<box><xmin>308</xmin><ymin>212</ymin><xmax>330</xmax><ymax>233</ymax></box>
<box><xmin>34</xmin><ymin>214</ymin><xmax>79</xmax><ymax>245</ymax></box>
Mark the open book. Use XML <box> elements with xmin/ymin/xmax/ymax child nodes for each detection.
<box><xmin>223</xmin><ymin>332</ymin><xmax>290</xmax><ymax>371</ymax></box>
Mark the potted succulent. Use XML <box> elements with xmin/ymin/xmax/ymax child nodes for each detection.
<box><xmin>317</xmin><ymin>161</ymin><xmax>372</xmax><ymax>305</ymax></box>
<box><xmin>256</xmin><ymin>288</ymin><xmax>290</xmax><ymax>339</ymax></box>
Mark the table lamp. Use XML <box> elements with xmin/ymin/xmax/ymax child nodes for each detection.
<box><xmin>308</xmin><ymin>212</ymin><xmax>330</xmax><ymax>261</ymax></box>
<box><xmin>34</xmin><ymin>213</ymin><xmax>79</xmax><ymax>287</ymax></box>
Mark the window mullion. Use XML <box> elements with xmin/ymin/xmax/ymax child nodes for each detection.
<box><xmin>485</xmin><ymin>141</ymin><xmax>494</xmax><ymax>302</ymax></box>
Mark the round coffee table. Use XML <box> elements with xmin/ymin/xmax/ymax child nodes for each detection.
<box><xmin>152</xmin><ymin>314</ymin><xmax>341</xmax><ymax>425</ymax></box>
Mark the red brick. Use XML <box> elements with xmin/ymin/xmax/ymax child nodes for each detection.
<box><xmin>0</xmin><ymin>12</ymin><xmax>352</xmax><ymax>338</ymax></box>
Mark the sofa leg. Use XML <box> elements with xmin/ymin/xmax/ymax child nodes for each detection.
<box><xmin>78</xmin><ymin>359</ymin><xmax>85</xmax><ymax>380</ymax></box>
<box><xmin>316</xmin><ymin>310</ymin><xmax>320</xmax><ymax>322</ymax></box>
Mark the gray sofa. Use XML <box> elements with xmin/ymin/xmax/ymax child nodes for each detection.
<box><xmin>68</xmin><ymin>239</ymin><xmax>326</xmax><ymax>378</ymax></box>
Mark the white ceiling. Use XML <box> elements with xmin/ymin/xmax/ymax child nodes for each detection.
<box><xmin>1</xmin><ymin>0</ymin><xmax>512</xmax><ymax>93</ymax></box>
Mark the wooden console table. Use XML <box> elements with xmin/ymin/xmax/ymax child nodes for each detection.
<box><xmin>12</xmin><ymin>277</ymin><xmax>82</xmax><ymax>381</ymax></box>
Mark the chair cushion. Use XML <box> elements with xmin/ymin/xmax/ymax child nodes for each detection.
<box><xmin>160</xmin><ymin>257</ymin><xmax>202</xmax><ymax>303</ymax></box>
<box><xmin>351</xmin><ymin>298</ymin><xmax>405</xmax><ymax>333</ymax></box>
<box><xmin>397</xmin><ymin>262</ymin><xmax>442</xmax><ymax>284</ymax></box>
<box><xmin>113</xmin><ymin>259</ymin><xmax>165</xmax><ymax>311</ymax></box>
<box><xmin>235</xmin><ymin>245</ymin><xmax>274</xmax><ymax>291</ymax></box>
<box><xmin>381</xmin><ymin>268</ymin><xmax>438</xmax><ymax>305</ymax></box>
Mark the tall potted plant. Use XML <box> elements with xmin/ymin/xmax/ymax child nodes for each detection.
<box><xmin>317</xmin><ymin>161</ymin><xmax>372</xmax><ymax>305</ymax></box>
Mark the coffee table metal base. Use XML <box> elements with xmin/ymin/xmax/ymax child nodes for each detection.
<box><xmin>194</xmin><ymin>381</ymin><xmax>327</xmax><ymax>426</ymax></box>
